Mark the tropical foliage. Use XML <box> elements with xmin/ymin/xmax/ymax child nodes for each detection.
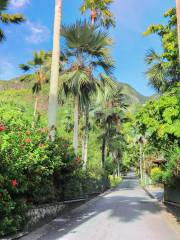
<box><xmin>80</xmin><ymin>0</ymin><xmax>115</xmax><ymax>27</ymax></box>
<box><xmin>134</xmin><ymin>85</ymin><xmax>180</xmax><ymax>184</ymax></box>
<box><xmin>60</xmin><ymin>21</ymin><xmax>115</xmax><ymax>155</ymax></box>
<box><xmin>0</xmin><ymin>0</ymin><xmax>179</xmax><ymax>237</ymax></box>
<box><xmin>0</xmin><ymin>0</ymin><xmax>25</xmax><ymax>42</ymax></box>
<box><xmin>144</xmin><ymin>8</ymin><xmax>180</xmax><ymax>92</ymax></box>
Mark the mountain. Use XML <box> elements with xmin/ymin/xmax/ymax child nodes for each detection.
<box><xmin>0</xmin><ymin>78</ymin><xmax>149</xmax><ymax>115</ymax></box>
<box><xmin>0</xmin><ymin>78</ymin><xmax>148</xmax><ymax>106</ymax></box>
<box><xmin>118</xmin><ymin>82</ymin><xmax>148</xmax><ymax>105</ymax></box>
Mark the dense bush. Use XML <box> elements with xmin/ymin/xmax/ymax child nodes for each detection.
<box><xmin>0</xmin><ymin>102</ymin><xmax>110</xmax><ymax>237</ymax></box>
<box><xmin>61</xmin><ymin>170</ymin><xmax>104</xmax><ymax>200</ymax></box>
<box><xmin>0</xmin><ymin>102</ymin><xmax>76</xmax><ymax>236</ymax></box>
<box><xmin>162</xmin><ymin>145</ymin><xmax>180</xmax><ymax>185</ymax></box>
<box><xmin>135</xmin><ymin>86</ymin><xmax>180</xmax><ymax>184</ymax></box>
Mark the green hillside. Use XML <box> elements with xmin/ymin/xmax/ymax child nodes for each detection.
<box><xmin>118</xmin><ymin>82</ymin><xmax>148</xmax><ymax>104</ymax></box>
<box><xmin>0</xmin><ymin>78</ymin><xmax>148</xmax><ymax>107</ymax></box>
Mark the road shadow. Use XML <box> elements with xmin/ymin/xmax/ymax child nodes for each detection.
<box><xmin>35</xmin><ymin>180</ymin><xmax>163</xmax><ymax>240</ymax></box>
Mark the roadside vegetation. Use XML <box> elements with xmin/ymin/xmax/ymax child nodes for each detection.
<box><xmin>0</xmin><ymin>0</ymin><xmax>179</xmax><ymax>237</ymax></box>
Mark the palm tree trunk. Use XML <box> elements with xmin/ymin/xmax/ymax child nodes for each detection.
<box><xmin>48</xmin><ymin>0</ymin><xmax>62</xmax><ymax>140</ymax></box>
<box><xmin>82</xmin><ymin>105</ymin><xmax>89</xmax><ymax>167</ymax></box>
<box><xmin>176</xmin><ymin>0</ymin><xmax>180</xmax><ymax>59</ymax></box>
<box><xmin>82</xmin><ymin>15</ymin><xmax>95</xmax><ymax>165</ymax></box>
<box><xmin>32</xmin><ymin>96</ymin><xmax>38</xmax><ymax>127</ymax></box>
<box><xmin>102</xmin><ymin>137</ymin><xmax>106</xmax><ymax>170</ymax></box>
<box><xmin>73</xmin><ymin>95</ymin><xmax>79</xmax><ymax>155</ymax></box>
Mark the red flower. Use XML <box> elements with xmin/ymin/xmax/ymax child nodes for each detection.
<box><xmin>11</xmin><ymin>179</ymin><xmax>17</xmax><ymax>187</ymax></box>
<box><xmin>25</xmin><ymin>138</ymin><xmax>32</xmax><ymax>143</ymax></box>
<box><xmin>0</xmin><ymin>125</ymin><xmax>6</xmax><ymax>132</ymax></box>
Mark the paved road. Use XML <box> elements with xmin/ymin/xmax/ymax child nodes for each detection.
<box><xmin>22</xmin><ymin>175</ymin><xmax>180</xmax><ymax>240</ymax></box>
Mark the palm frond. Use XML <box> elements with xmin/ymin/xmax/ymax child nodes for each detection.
<box><xmin>145</xmin><ymin>62</ymin><xmax>167</xmax><ymax>92</ymax></box>
<box><xmin>0</xmin><ymin>13</ymin><xmax>25</xmax><ymax>24</ymax></box>
<box><xmin>145</xmin><ymin>49</ymin><xmax>161</xmax><ymax>65</ymax></box>
<box><xmin>19</xmin><ymin>64</ymin><xmax>31</xmax><ymax>72</ymax></box>
<box><xmin>32</xmin><ymin>82</ymin><xmax>42</xmax><ymax>95</ymax></box>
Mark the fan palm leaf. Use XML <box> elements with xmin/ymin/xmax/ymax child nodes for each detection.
<box><xmin>0</xmin><ymin>0</ymin><xmax>25</xmax><ymax>42</ymax></box>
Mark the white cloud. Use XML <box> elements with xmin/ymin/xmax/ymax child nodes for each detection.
<box><xmin>25</xmin><ymin>21</ymin><xmax>51</xmax><ymax>44</ymax></box>
<box><xmin>10</xmin><ymin>0</ymin><xmax>30</xmax><ymax>9</ymax></box>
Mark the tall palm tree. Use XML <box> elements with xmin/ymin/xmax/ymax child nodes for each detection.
<box><xmin>0</xmin><ymin>0</ymin><xmax>25</xmax><ymax>42</ymax></box>
<box><xmin>80</xmin><ymin>0</ymin><xmax>115</xmax><ymax>28</ymax></box>
<box><xmin>48</xmin><ymin>0</ymin><xmax>62</xmax><ymax>140</ymax></box>
<box><xmin>176</xmin><ymin>0</ymin><xmax>180</xmax><ymax>59</ymax></box>
<box><xmin>95</xmin><ymin>86</ymin><xmax>127</xmax><ymax>169</ymax></box>
<box><xmin>19</xmin><ymin>51</ymin><xmax>51</xmax><ymax>125</ymax></box>
<box><xmin>60</xmin><ymin>21</ymin><xmax>115</xmax><ymax>155</ymax></box>
<box><xmin>80</xmin><ymin>0</ymin><xmax>115</xmax><ymax>167</ymax></box>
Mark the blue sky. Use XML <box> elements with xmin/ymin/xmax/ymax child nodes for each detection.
<box><xmin>0</xmin><ymin>0</ymin><xmax>175</xmax><ymax>96</ymax></box>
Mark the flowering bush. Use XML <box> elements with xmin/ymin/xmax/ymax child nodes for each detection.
<box><xmin>0</xmin><ymin>102</ymin><xmax>76</xmax><ymax>236</ymax></box>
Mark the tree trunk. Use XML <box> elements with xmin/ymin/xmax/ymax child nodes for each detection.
<box><xmin>73</xmin><ymin>95</ymin><xmax>79</xmax><ymax>155</ymax></box>
<box><xmin>176</xmin><ymin>0</ymin><xmax>180</xmax><ymax>59</ymax></box>
<box><xmin>82</xmin><ymin>105</ymin><xmax>89</xmax><ymax>168</ymax></box>
<box><xmin>82</xmin><ymin>13</ymin><xmax>95</xmax><ymax>165</ymax></box>
<box><xmin>48</xmin><ymin>0</ymin><xmax>62</xmax><ymax>140</ymax></box>
<box><xmin>117</xmin><ymin>161</ymin><xmax>120</xmax><ymax>177</ymax></box>
<box><xmin>102</xmin><ymin>137</ymin><xmax>106</xmax><ymax>170</ymax></box>
<box><xmin>32</xmin><ymin>96</ymin><xmax>38</xmax><ymax>127</ymax></box>
<box><xmin>33</xmin><ymin>96</ymin><xmax>38</xmax><ymax>118</ymax></box>
<box><xmin>139</xmin><ymin>143</ymin><xmax>143</xmax><ymax>182</ymax></box>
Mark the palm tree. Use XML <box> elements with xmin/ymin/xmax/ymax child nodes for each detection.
<box><xmin>60</xmin><ymin>21</ymin><xmax>115</xmax><ymax>156</ymax></box>
<box><xmin>0</xmin><ymin>0</ymin><xmax>25</xmax><ymax>42</ymax></box>
<box><xmin>19</xmin><ymin>51</ymin><xmax>51</xmax><ymax>125</ymax></box>
<box><xmin>80</xmin><ymin>0</ymin><xmax>115</xmax><ymax>167</ymax></box>
<box><xmin>48</xmin><ymin>0</ymin><xmax>62</xmax><ymax>140</ymax></box>
<box><xmin>95</xmin><ymin>86</ymin><xmax>127</xmax><ymax>169</ymax></box>
<box><xmin>145</xmin><ymin>49</ymin><xmax>179</xmax><ymax>93</ymax></box>
<box><xmin>176</xmin><ymin>0</ymin><xmax>180</xmax><ymax>59</ymax></box>
<box><xmin>80</xmin><ymin>0</ymin><xmax>115</xmax><ymax>27</ymax></box>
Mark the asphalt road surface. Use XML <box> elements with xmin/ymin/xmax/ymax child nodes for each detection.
<box><xmin>22</xmin><ymin>174</ymin><xmax>180</xmax><ymax>240</ymax></box>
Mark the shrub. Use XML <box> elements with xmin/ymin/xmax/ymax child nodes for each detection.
<box><xmin>150</xmin><ymin>167</ymin><xmax>163</xmax><ymax>183</ymax></box>
<box><xmin>0</xmin><ymin>102</ymin><xmax>76</xmax><ymax>236</ymax></box>
<box><xmin>162</xmin><ymin>146</ymin><xmax>180</xmax><ymax>185</ymax></box>
<box><xmin>109</xmin><ymin>175</ymin><xmax>122</xmax><ymax>187</ymax></box>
